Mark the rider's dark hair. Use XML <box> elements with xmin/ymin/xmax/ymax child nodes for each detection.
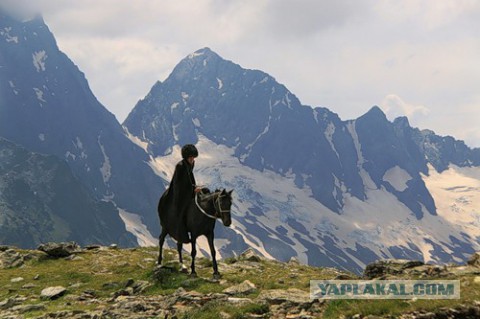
<box><xmin>181</xmin><ymin>144</ymin><xmax>198</xmax><ymax>159</ymax></box>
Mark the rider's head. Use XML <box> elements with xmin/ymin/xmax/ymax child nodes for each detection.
<box><xmin>181</xmin><ymin>144</ymin><xmax>198</xmax><ymax>164</ymax></box>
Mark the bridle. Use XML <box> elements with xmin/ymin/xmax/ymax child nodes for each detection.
<box><xmin>195</xmin><ymin>192</ymin><xmax>231</xmax><ymax>219</ymax></box>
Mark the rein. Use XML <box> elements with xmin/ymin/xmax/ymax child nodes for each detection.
<box><xmin>195</xmin><ymin>192</ymin><xmax>229</xmax><ymax>219</ymax></box>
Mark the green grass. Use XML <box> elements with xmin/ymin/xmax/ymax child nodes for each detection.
<box><xmin>2</xmin><ymin>247</ymin><xmax>479</xmax><ymax>319</ymax></box>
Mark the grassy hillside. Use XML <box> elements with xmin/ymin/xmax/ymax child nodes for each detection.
<box><xmin>1</xmin><ymin>245</ymin><xmax>480</xmax><ymax>318</ymax></box>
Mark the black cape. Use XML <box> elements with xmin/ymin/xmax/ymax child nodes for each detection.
<box><xmin>158</xmin><ymin>159</ymin><xmax>196</xmax><ymax>243</ymax></box>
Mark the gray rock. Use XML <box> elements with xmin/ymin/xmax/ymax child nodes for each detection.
<box><xmin>40</xmin><ymin>286</ymin><xmax>67</xmax><ymax>300</ymax></box>
<box><xmin>258</xmin><ymin>288</ymin><xmax>311</xmax><ymax>305</ymax></box>
<box><xmin>0</xmin><ymin>249</ymin><xmax>25</xmax><ymax>269</ymax></box>
<box><xmin>37</xmin><ymin>242</ymin><xmax>81</xmax><ymax>258</ymax></box>
<box><xmin>22</xmin><ymin>283</ymin><xmax>37</xmax><ymax>289</ymax></box>
<box><xmin>0</xmin><ymin>297</ymin><xmax>17</xmax><ymax>310</ymax></box>
<box><xmin>363</xmin><ymin>259</ymin><xmax>424</xmax><ymax>279</ymax></box>
<box><xmin>223</xmin><ymin>280</ymin><xmax>257</xmax><ymax>295</ymax></box>
<box><xmin>132</xmin><ymin>280</ymin><xmax>152</xmax><ymax>294</ymax></box>
<box><xmin>12</xmin><ymin>303</ymin><xmax>46</xmax><ymax>313</ymax></box>
<box><xmin>239</xmin><ymin>248</ymin><xmax>262</xmax><ymax>262</ymax></box>
<box><xmin>227</xmin><ymin>297</ymin><xmax>253</xmax><ymax>304</ymax></box>
<box><xmin>467</xmin><ymin>252</ymin><xmax>480</xmax><ymax>267</ymax></box>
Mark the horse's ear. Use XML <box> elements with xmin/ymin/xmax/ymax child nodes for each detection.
<box><xmin>221</xmin><ymin>189</ymin><xmax>227</xmax><ymax>195</ymax></box>
<box><xmin>228</xmin><ymin>190</ymin><xmax>233</xmax><ymax>196</ymax></box>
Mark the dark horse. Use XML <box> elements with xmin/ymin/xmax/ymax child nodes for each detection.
<box><xmin>157</xmin><ymin>188</ymin><xmax>233</xmax><ymax>278</ymax></box>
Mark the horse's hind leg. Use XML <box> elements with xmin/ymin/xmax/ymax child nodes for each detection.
<box><xmin>177</xmin><ymin>242</ymin><xmax>188</xmax><ymax>273</ymax></box>
<box><xmin>207</xmin><ymin>232</ymin><xmax>220</xmax><ymax>279</ymax></box>
<box><xmin>157</xmin><ymin>228</ymin><xmax>168</xmax><ymax>265</ymax></box>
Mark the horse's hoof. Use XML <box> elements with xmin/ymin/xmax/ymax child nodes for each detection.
<box><xmin>190</xmin><ymin>272</ymin><xmax>198</xmax><ymax>278</ymax></box>
<box><xmin>213</xmin><ymin>273</ymin><xmax>222</xmax><ymax>280</ymax></box>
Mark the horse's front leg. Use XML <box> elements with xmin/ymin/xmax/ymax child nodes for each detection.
<box><xmin>157</xmin><ymin>228</ymin><xmax>168</xmax><ymax>265</ymax></box>
<box><xmin>177</xmin><ymin>241</ymin><xmax>188</xmax><ymax>273</ymax></box>
<box><xmin>207</xmin><ymin>232</ymin><xmax>220</xmax><ymax>279</ymax></box>
<box><xmin>190</xmin><ymin>236</ymin><xmax>197</xmax><ymax>278</ymax></box>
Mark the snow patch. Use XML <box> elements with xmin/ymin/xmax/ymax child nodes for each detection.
<box><xmin>346</xmin><ymin>121</ymin><xmax>377</xmax><ymax>190</ymax></box>
<box><xmin>422</xmin><ymin>164</ymin><xmax>480</xmax><ymax>239</ymax></box>
<box><xmin>188</xmin><ymin>51</ymin><xmax>205</xmax><ymax>59</ymax></box>
<box><xmin>123</xmin><ymin>126</ymin><xmax>149</xmax><ymax>153</ymax></box>
<box><xmin>325</xmin><ymin>122</ymin><xmax>339</xmax><ymax>158</ymax></box>
<box><xmin>192</xmin><ymin>118</ymin><xmax>201</xmax><ymax>127</ymax></box>
<box><xmin>33</xmin><ymin>88</ymin><xmax>46</xmax><ymax>102</ymax></box>
<box><xmin>181</xmin><ymin>92</ymin><xmax>189</xmax><ymax>104</ymax></box>
<box><xmin>8</xmin><ymin>81</ymin><xmax>18</xmax><ymax>95</ymax></box>
<box><xmin>65</xmin><ymin>151</ymin><xmax>76</xmax><ymax>161</ymax></box>
<box><xmin>119</xmin><ymin>209</ymin><xmax>157</xmax><ymax>246</ymax></box>
<box><xmin>1</xmin><ymin>27</ymin><xmax>18</xmax><ymax>43</ymax></box>
<box><xmin>32</xmin><ymin>51</ymin><xmax>47</xmax><ymax>72</ymax></box>
<box><xmin>38</xmin><ymin>134</ymin><xmax>45</xmax><ymax>142</ymax></box>
<box><xmin>98</xmin><ymin>136</ymin><xmax>112</xmax><ymax>183</ymax></box>
<box><xmin>217</xmin><ymin>78</ymin><xmax>223</xmax><ymax>90</ymax></box>
<box><xmin>285</xmin><ymin>92</ymin><xmax>292</xmax><ymax>109</ymax></box>
<box><xmin>383</xmin><ymin>166</ymin><xmax>412</xmax><ymax>192</ymax></box>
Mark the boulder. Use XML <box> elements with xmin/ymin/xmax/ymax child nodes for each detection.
<box><xmin>467</xmin><ymin>252</ymin><xmax>480</xmax><ymax>267</ymax></box>
<box><xmin>37</xmin><ymin>242</ymin><xmax>81</xmax><ymax>258</ymax></box>
<box><xmin>239</xmin><ymin>248</ymin><xmax>262</xmax><ymax>262</ymax></box>
<box><xmin>40</xmin><ymin>286</ymin><xmax>67</xmax><ymax>300</ymax></box>
<box><xmin>258</xmin><ymin>288</ymin><xmax>311</xmax><ymax>305</ymax></box>
<box><xmin>363</xmin><ymin>259</ymin><xmax>424</xmax><ymax>279</ymax></box>
<box><xmin>223</xmin><ymin>280</ymin><xmax>257</xmax><ymax>295</ymax></box>
<box><xmin>0</xmin><ymin>249</ymin><xmax>25</xmax><ymax>269</ymax></box>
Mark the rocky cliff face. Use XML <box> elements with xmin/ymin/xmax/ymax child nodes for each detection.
<box><xmin>0</xmin><ymin>138</ymin><xmax>134</xmax><ymax>247</ymax></box>
<box><xmin>0</xmin><ymin>10</ymin><xmax>166</xmax><ymax>245</ymax></box>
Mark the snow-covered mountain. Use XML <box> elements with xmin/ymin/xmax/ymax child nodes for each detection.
<box><xmin>0</xmin><ymin>10</ymin><xmax>165</xmax><ymax>246</ymax></box>
<box><xmin>124</xmin><ymin>48</ymin><xmax>480</xmax><ymax>273</ymax></box>
<box><xmin>2</xmin><ymin>7</ymin><xmax>479</xmax><ymax>273</ymax></box>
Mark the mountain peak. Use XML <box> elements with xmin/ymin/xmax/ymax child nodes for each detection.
<box><xmin>393</xmin><ymin>116</ymin><xmax>411</xmax><ymax>128</ymax></box>
<box><xmin>183</xmin><ymin>47</ymin><xmax>223</xmax><ymax>65</ymax></box>
<box><xmin>367</xmin><ymin>105</ymin><xmax>385</xmax><ymax>116</ymax></box>
<box><xmin>188</xmin><ymin>47</ymin><xmax>216</xmax><ymax>57</ymax></box>
<box><xmin>358</xmin><ymin>105</ymin><xmax>387</xmax><ymax>122</ymax></box>
<box><xmin>168</xmin><ymin>47</ymin><xmax>227</xmax><ymax>81</ymax></box>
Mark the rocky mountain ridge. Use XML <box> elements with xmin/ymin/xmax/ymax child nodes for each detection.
<box><xmin>0</xmin><ymin>9</ymin><xmax>165</xmax><ymax>247</ymax></box>
<box><xmin>0</xmin><ymin>138</ymin><xmax>133</xmax><ymax>247</ymax></box>
<box><xmin>123</xmin><ymin>47</ymin><xmax>480</xmax><ymax>272</ymax></box>
<box><xmin>1</xmin><ymin>8</ymin><xmax>480</xmax><ymax>275</ymax></box>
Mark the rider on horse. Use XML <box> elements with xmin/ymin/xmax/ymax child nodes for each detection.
<box><xmin>160</xmin><ymin>144</ymin><xmax>203</xmax><ymax>243</ymax></box>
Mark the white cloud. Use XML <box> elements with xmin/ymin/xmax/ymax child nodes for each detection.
<box><xmin>1</xmin><ymin>0</ymin><xmax>478</xmax><ymax>147</ymax></box>
<box><xmin>380</xmin><ymin>94</ymin><xmax>430</xmax><ymax>121</ymax></box>
<box><xmin>0</xmin><ymin>0</ymin><xmax>40</xmax><ymax>20</ymax></box>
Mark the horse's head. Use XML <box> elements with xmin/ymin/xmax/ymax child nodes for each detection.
<box><xmin>215</xmin><ymin>189</ymin><xmax>233</xmax><ymax>227</ymax></box>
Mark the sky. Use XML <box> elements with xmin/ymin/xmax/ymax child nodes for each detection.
<box><xmin>2</xmin><ymin>0</ymin><xmax>480</xmax><ymax>148</ymax></box>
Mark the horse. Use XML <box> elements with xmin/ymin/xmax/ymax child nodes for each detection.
<box><xmin>157</xmin><ymin>188</ymin><xmax>233</xmax><ymax>279</ymax></box>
